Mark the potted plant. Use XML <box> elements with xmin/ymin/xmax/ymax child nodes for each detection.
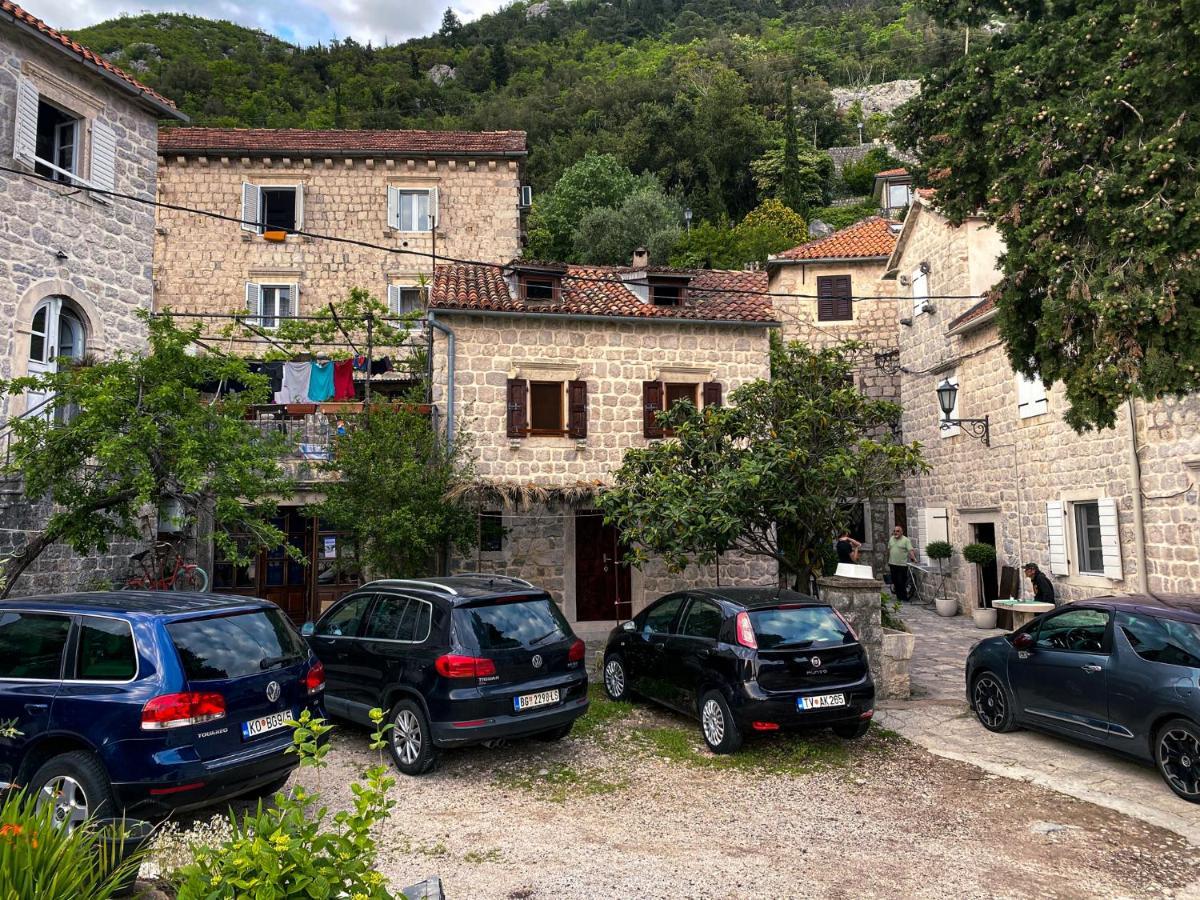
<box><xmin>924</xmin><ymin>541</ymin><xmax>958</xmax><ymax>616</ymax></box>
<box><xmin>962</xmin><ymin>542</ymin><xmax>998</xmax><ymax>628</ymax></box>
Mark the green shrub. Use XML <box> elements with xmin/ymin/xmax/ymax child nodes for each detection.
<box><xmin>174</xmin><ymin>709</ymin><xmax>397</xmax><ymax>899</ymax></box>
<box><xmin>924</xmin><ymin>540</ymin><xmax>953</xmax><ymax>561</ymax></box>
<box><xmin>880</xmin><ymin>590</ymin><xmax>906</xmax><ymax>632</ymax></box>
<box><xmin>962</xmin><ymin>542</ymin><xmax>997</xmax><ymax>566</ymax></box>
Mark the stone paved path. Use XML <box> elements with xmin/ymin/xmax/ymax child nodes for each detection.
<box><xmin>877</xmin><ymin>604</ymin><xmax>1200</xmax><ymax>850</ymax></box>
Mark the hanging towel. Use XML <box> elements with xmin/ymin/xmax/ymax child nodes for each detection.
<box><xmin>276</xmin><ymin>361</ymin><xmax>312</xmax><ymax>404</ymax></box>
<box><xmin>308</xmin><ymin>359</ymin><xmax>335</xmax><ymax>402</ymax></box>
<box><xmin>332</xmin><ymin>359</ymin><xmax>356</xmax><ymax>400</ymax></box>
<box><xmin>352</xmin><ymin>354</ymin><xmax>369</xmax><ymax>372</ymax></box>
<box><xmin>261</xmin><ymin>361</ymin><xmax>285</xmax><ymax>394</ymax></box>
<box><xmin>369</xmin><ymin>356</ymin><xmax>393</xmax><ymax>375</ymax></box>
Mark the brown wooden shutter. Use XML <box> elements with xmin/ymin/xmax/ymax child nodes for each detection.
<box><xmin>506</xmin><ymin>379</ymin><xmax>528</xmax><ymax>437</ymax></box>
<box><xmin>702</xmin><ymin>381</ymin><xmax>723</xmax><ymax>409</ymax></box>
<box><xmin>567</xmin><ymin>380</ymin><xmax>588</xmax><ymax>438</ymax></box>
<box><xmin>643</xmin><ymin>380</ymin><xmax>664</xmax><ymax>438</ymax></box>
<box><xmin>817</xmin><ymin>275</ymin><xmax>853</xmax><ymax>321</ymax></box>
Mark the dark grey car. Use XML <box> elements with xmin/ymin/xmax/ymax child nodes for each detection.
<box><xmin>965</xmin><ymin>594</ymin><xmax>1200</xmax><ymax>802</ymax></box>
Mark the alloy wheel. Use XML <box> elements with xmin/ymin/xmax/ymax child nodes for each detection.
<box><xmin>37</xmin><ymin>775</ymin><xmax>89</xmax><ymax>832</ymax></box>
<box><xmin>604</xmin><ymin>659</ymin><xmax>625</xmax><ymax>697</ymax></box>
<box><xmin>1159</xmin><ymin>727</ymin><xmax>1200</xmax><ymax>798</ymax></box>
<box><xmin>393</xmin><ymin>709</ymin><xmax>423</xmax><ymax>765</ymax></box>
<box><xmin>701</xmin><ymin>698</ymin><xmax>725</xmax><ymax>747</ymax></box>
<box><xmin>973</xmin><ymin>675</ymin><xmax>1007</xmax><ymax>729</ymax></box>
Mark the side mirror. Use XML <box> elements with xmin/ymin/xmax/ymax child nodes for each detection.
<box><xmin>621</xmin><ymin>620</ymin><xmax>635</xmax><ymax>632</ymax></box>
<box><xmin>1012</xmin><ymin>632</ymin><xmax>1034</xmax><ymax>651</ymax></box>
<box><xmin>301</xmin><ymin>622</ymin><xmax>315</xmax><ymax>638</ymax></box>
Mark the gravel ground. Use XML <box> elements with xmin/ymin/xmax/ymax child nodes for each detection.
<box><xmin>150</xmin><ymin>693</ymin><xmax>1200</xmax><ymax>899</ymax></box>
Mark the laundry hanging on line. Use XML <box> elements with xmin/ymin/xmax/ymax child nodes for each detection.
<box><xmin>275</xmin><ymin>361</ymin><xmax>312</xmax><ymax>404</ymax></box>
<box><xmin>332</xmin><ymin>359</ymin><xmax>356</xmax><ymax>400</ymax></box>
<box><xmin>308</xmin><ymin>359</ymin><xmax>335</xmax><ymax>402</ymax></box>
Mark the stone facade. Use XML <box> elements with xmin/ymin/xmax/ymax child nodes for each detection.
<box><xmin>891</xmin><ymin>197</ymin><xmax>1200</xmax><ymax>612</ymax></box>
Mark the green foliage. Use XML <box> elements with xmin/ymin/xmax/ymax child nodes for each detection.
<box><xmin>0</xmin><ymin>790</ymin><xmax>144</xmax><ymax>900</ymax></box>
<box><xmin>599</xmin><ymin>338</ymin><xmax>928</xmax><ymax>586</ymax></box>
<box><xmin>806</xmin><ymin>200</ymin><xmax>882</xmax><ymax>231</ymax></box>
<box><xmin>0</xmin><ymin>313</ymin><xmax>292</xmax><ymax>595</ymax></box>
<box><xmin>924</xmin><ymin>540</ymin><xmax>954</xmax><ymax>561</ymax></box>
<box><xmin>962</xmin><ymin>543</ymin><xmax>997</xmax><ymax>567</ymax></box>
<box><xmin>572</xmin><ymin>184</ymin><xmax>683</xmax><ymax>266</ymax></box>
<box><xmin>898</xmin><ymin>0</ymin><xmax>1200</xmax><ymax>431</ymax></box>
<box><xmin>840</xmin><ymin>145</ymin><xmax>904</xmax><ymax>196</ymax></box>
<box><xmin>312</xmin><ymin>399</ymin><xmax>477</xmax><ymax>579</ymax></box>
<box><xmin>526</xmin><ymin>154</ymin><xmax>642</xmax><ymax>261</ymax></box>
<box><xmin>750</xmin><ymin>141</ymin><xmax>834</xmax><ymax>212</ymax></box>
<box><xmin>671</xmin><ymin>199</ymin><xmax>806</xmax><ymax>269</ymax></box>
<box><xmin>880</xmin><ymin>591</ymin><xmax>906</xmax><ymax>632</ymax></box>
<box><xmin>261</xmin><ymin>287</ymin><xmax>418</xmax><ymax>361</ymax></box>
<box><xmin>175</xmin><ymin>709</ymin><xmax>397</xmax><ymax>899</ymax></box>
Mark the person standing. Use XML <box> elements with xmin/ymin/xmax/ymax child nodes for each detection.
<box><xmin>1023</xmin><ymin>562</ymin><xmax>1057</xmax><ymax>606</ymax></box>
<box><xmin>836</xmin><ymin>529</ymin><xmax>862</xmax><ymax>564</ymax></box>
<box><xmin>888</xmin><ymin>525</ymin><xmax>917</xmax><ymax>603</ymax></box>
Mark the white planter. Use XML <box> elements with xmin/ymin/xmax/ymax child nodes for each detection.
<box><xmin>934</xmin><ymin>595</ymin><xmax>958</xmax><ymax>617</ymax></box>
<box><xmin>973</xmin><ymin>607</ymin><xmax>998</xmax><ymax>629</ymax></box>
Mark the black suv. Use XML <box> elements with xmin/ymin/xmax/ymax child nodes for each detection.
<box><xmin>602</xmin><ymin>588</ymin><xmax>874</xmax><ymax>753</ymax></box>
<box><xmin>302</xmin><ymin>575</ymin><xmax>589</xmax><ymax>775</ymax></box>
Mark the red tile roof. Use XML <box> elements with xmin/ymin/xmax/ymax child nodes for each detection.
<box><xmin>159</xmin><ymin>128</ymin><xmax>527</xmax><ymax>157</ymax></box>
<box><xmin>1</xmin><ymin>1</ymin><xmax>181</xmax><ymax>117</ymax></box>
<box><xmin>875</xmin><ymin>167</ymin><xmax>910</xmax><ymax>178</ymax></box>
<box><xmin>430</xmin><ymin>264</ymin><xmax>775</xmax><ymax>323</ymax></box>
<box><xmin>772</xmin><ymin>217</ymin><xmax>898</xmax><ymax>262</ymax></box>
<box><xmin>947</xmin><ymin>295</ymin><xmax>997</xmax><ymax>332</ymax></box>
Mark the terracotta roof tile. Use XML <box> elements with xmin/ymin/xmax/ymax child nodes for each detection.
<box><xmin>875</xmin><ymin>167</ymin><xmax>910</xmax><ymax>178</ymax></box>
<box><xmin>430</xmin><ymin>264</ymin><xmax>774</xmax><ymax>323</ymax></box>
<box><xmin>772</xmin><ymin>217</ymin><xmax>898</xmax><ymax>262</ymax></box>
<box><xmin>158</xmin><ymin>127</ymin><xmax>527</xmax><ymax>157</ymax></box>
<box><xmin>947</xmin><ymin>295</ymin><xmax>997</xmax><ymax>332</ymax></box>
<box><xmin>1</xmin><ymin>1</ymin><xmax>180</xmax><ymax>115</ymax></box>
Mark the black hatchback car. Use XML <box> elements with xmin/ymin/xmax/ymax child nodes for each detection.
<box><xmin>602</xmin><ymin>588</ymin><xmax>875</xmax><ymax>753</ymax></box>
<box><xmin>302</xmin><ymin>575</ymin><xmax>589</xmax><ymax>775</ymax></box>
<box><xmin>966</xmin><ymin>594</ymin><xmax>1200</xmax><ymax>802</ymax></box>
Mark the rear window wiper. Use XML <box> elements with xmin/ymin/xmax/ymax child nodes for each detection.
<box><xmin>528</xmin><ymin>629</ymin><xmax>564</xmax><ymax>648</ymax></box>
<box><xmin>260</xmin><ymin>654</ymin><xmax>300</xmax><ymax>671</ymax></box>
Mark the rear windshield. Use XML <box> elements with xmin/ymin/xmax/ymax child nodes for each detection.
<box><xmin>749</xmin><ymin>606</ymin><xmax>854</xmax><ymax>651</ymax></box>
<box><xmin>168</xmin><ymin>609</ymin><xmax>307</xmax><ymax>681</ymax></box>
<box><xmin>454</xmin><ymin>595</ymin><xmax>571</xmax><ymax>652</ymax></box>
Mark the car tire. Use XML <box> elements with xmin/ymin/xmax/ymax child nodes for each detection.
<box><xmin>30</xmin><ymin>751</ymin><xmax>116</xmax><ymax>831</ymax></box>
<box><xmin>387</xmin><ymin>698</ymin><xmax>438</xmax><ymax>777</ymax></box>
<box><xmin>1155</xmin><ymin>717</ymin><xmax>1200</xmax><ymax>803</ymax></box>
<box><xmin>832</xmin><ymin>719</ymin><xmax>872</xmax><ymax>740</ymax></box>
<box><xmin>603</xmin><ymin>654</ymin><xmax>630</xmax><ymax>701</ymax></box>
<box><xmin>699</xmin><ymin>689</ymin><xmax>743</xmax><ymax>754</ymax></box>
<box><xmin>535</xmin><ymin>722</ymin><xmax>574</xmax><ymax>742</ymax></box>
<box><xmin>971</xmin><ymin>671</ymin><xmax>1019</xmax><ymax>733</ymax></box>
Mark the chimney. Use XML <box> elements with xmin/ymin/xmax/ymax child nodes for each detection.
<box><xmin>631</xmin><ymin>246</ymin><xmax>650</xmax><ymax>268</ymax></box>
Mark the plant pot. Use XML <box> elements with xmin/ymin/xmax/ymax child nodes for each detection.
<box><xmin>973</xmin><ymin>607</ymin><xmax>998</xmax><ymax>629</ymax></box>
<box><xmin>934</xmin><ymin>595</ymin><xmax>958</xmax><ymax>617</ymax></box>
<box><xmin>92</xmin><ymin>818</ymin><xmax>154</xmax><ymax>897</ymax></box>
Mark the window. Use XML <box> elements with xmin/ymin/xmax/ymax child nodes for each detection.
<box><xmin>480</xmin><ymin>511</ymin><xmax>504</xmax><ymax>552</ymax></box>
<box><xmin>13</xmin><ymin>77</ymin><xmax>115</xmax><ymax>194</ymax></box>
<box><xmin>1073</xmin><ymin>501</ymin><xmax>1104</xmax><ymax>575</ymax></box>
<box><xmin>649</xmin><ymin>281</ymin><xmax>686</xmax><ymax>307</ymax></box>
<box><xmin>387</xmin><ymin>285</ymin><xmax>424</xmax><ymax>316</ymax></box>
<box><xmin>316</xmin><ymin>593</ymin><xmax>373</xmax><ymax>638</ymax></box>
<box><xmin>454</xmin><ymin>597</ymin><xmax>569</xmax><ymax>652</ymax></box>
<box><xmin>245</xmin><ymin>283</ymin><xmax>295</xmax><ymax>330</ymax></box>
<box><xmin>388</xmin><ymin>187</ymin><xmax>436</xmax><ymax>232</ymax></box>
<box><xmin>1034</xmin><ymin>607</ymin><xmax>1110</xmax><ymax>653</ymax></box>
<box><xmin>840</xmin><ymin>501</ymin><xmax>870</xmax><ymax>545</ymax></box>
<box><xmin>641</xmin><ymin>595</ymin><xmax>685</xmax><ymax>636</ymax></box>
<box><xmin>213</xmin><ymin>534</ymin><xmax>257</xmax><ymax>590</ymax></box>
<box><xmin>911</xmin><ymin>267</ymin><xmax>930</xmax><ymax>314</ymax></box>
<box><xmin>241</xmin><ymin>184</ymin><xmax>303</xmax><ymax>234</ymax></box>
<box><xmin>167</xmin><ymin>609</ymin><xmax>308</xmax><ymax>680</ymax></box>
<box><xmin>1016</xmin><ymin>372</ymin><xmax>1048</xmax><ymax>419</ymax></box>
<box><xmin>817</xmin><ymin>275</ymin><xmax>853</xmax><ymax>321</ymax></box>
<box><xmin>665</xmin><ymin>383</ymin><xmax>698</xmax><ymax>412</ymax></box>
<box><xmin>261</xmin><ymin>187</ymin><xmax>297</xmax><ymax>231</ymax></box>
<box><xmin>939</xmin><ymin>373</ymin><xmax>960</xmax><ymax>437</ymax></box>
<box><xmin>363</xmin><ymin>595</ymin><xmax>430</xmax><ymax>642</ymax></box>
<box><xmin>396</xmin><ymin>598</ymin><xmax>432</xmax><ymax>643</ymax></box>
<box><xmin>679</xmin><ymin>598</ymin><xmax>723</xmax><ymax>640</ymax></box>
<box><xmin>887</xmin><ymin>183</ymin><xmax>911</xmax><ymax>210</ymax></box>
<box><xmin>519</xmin><ymin>274</ymin><xmax>560</xmax><ymax>302</ymax></box>
<box><xmin>508</xmin><ymin>378</ymin><xmax>587</xmax><ymax>439</ymax></box>
<box><xmin>1117</xmin><ymin>612</ymin><xmax>1200</xmax><ymax>668</ymax></box>
<box><xmin>528</xmin><ymin>381</ymin><xmax>565</xmax><ymax>434</ymax></box>
<box><xmin>34</xmin><ymin>101</ymin><xmax>79</xmax><ymax>183</ymax></box>
<box><xmin>74</xmin><ymin>617</ymin><xmax>137</xmax><ymax>681</ymax></box>
<box><xmin>749</xmin><ymin>607</ymin><xmax>854</xmax><ymax>650</ymax></box>
<box><xmin>0</xmin><ymin>611</ymin><xmax>70</xmax><ymax>679</ymax></box>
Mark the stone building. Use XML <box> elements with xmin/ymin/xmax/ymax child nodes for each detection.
<box><xmin>427</xmin><ymin>259</ymin><xmax>780</xmax><ymax>637</ymax></box>
<box><xmin>0</xmin><ymin>2</ymin><xmax>185</xmax><ymax>594</ymax></box>
<box><xmin>767</xmin><ymin>217</ymin><xmax>904</xmax><ymax>575</ymax></box>
<box><xmin>888</xmin><ymin>193</ymin><xmax>1200</xmax><ymax>614</ymax></box>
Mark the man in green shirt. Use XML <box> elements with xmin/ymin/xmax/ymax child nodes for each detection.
<box><xmin>888</xmin><ymin>525</ymin><xmax>917</xmax><ymax>604</ymax></box>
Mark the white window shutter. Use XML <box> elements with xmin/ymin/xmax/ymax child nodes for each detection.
<box><xmin>245</xmin><ymin>282</ymin><xmax>262</xmax><ymax>325</ymax></box>
<box><xmin>283</xmin><ymin>282</ymin><xmax>298</xmax><ymax>320</ymax></box>
<box><xmin>428</xmin><ymin>187</ymin><xmax>439</xmax><ymax>229</ymax></box>
<box><xmin>1046</xmin><ymin>501</ymin><xmax>1069</xmax><ymax>575</ymax></box>
<box><xmin>1016</xmin><ymin>372</ymin><xmax>1048</xmax><ymax>419</ymax></box>
<box><xmin>89</xmin><ymin>118</ymin><xmax>117</xmax><ymax>200</ymax></box>
<box><xmin>911</xmin><ymin>269</ymin><xmax>929</xmax><ymax>314</ymax></box>
<box><xmin>13</xmin><ymin>75</ymin><xmax>38</xmax><ymax>166</ymax></box>
<box><xmin>386</xmin><ymin>185</ymin><xmax>399</xmax><ymax>230</ymax></box>
<box><xmin>920</xmin><ymin>507</ymin><xmax>949</xmax><ymax>556</ymax></box>
<box><xmin>1098</xmin><ymin>497</ymin><xmax>1123</xmax><ymax>580</ymax></box>
<box><xmin>241</xmin><ymin>183</ymin><xmax>260</xmax><ymax>232</ymax></box>
<box><xmin>387</xmin><ymin>284</ymin><xmax>402</xmax><ymax>315</ymax></box>
<box><xmin>294</xmin><ymin>183</ymin><xmax>304</xmax><ymax>231</ymax></box>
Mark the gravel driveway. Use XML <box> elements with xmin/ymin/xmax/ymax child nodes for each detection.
<box><xmin>151</xmin><ymin>690</ymin><xmax>1200</xmax><ymax>899</ymax></box>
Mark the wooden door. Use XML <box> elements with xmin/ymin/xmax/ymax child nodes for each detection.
<box><xmin>261</xmin><ymin>511</ymin><xmax>311</xmax><ymax>623</ymax></box>
<box><xmin>575</xmin><ymin>511</ymin><xmax>632</xmax><ymax>622</ymax></box>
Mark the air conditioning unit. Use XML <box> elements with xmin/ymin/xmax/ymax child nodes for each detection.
<box><xmin>519</xmin><ymin>185</ymin><xmax>533</xmax><ymax>209</ymax></box>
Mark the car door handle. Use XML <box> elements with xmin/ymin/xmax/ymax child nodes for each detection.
<box><xmin>1081</xmin><ymin>664</ymin><xmax>1102</xmax><ymax>673</ymax></box>
<box><xmin>654</xmin><ymin>642</ymin><xmax>665</xmax><ymax>652</ymax></box>
<box><xmin>24</xmin><ymin>703</ymin><xmax>48</xmax><ymax>715</ymax></box>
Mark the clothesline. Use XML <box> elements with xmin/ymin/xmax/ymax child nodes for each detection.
<box><xmin>266</xmin><ymin>357</ymin><xmax>402</xmax><ymax>404</ymax></box>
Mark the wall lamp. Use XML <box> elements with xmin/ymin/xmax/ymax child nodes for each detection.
<box><xmin>937</xmin><ymin>378</ymin><xmax>990</xmax><ymax>446</ymax></box>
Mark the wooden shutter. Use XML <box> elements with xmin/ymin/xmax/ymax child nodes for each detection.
<box><xmin>919</xmin><ymin>507</ymin><xmax>948</xmax><ymax>560</ymax></box>
<box><xmin>643</xmin><ymin>380</ymin><xmax>664</xmax><ymax>438</ymax></box>
<box><xmin>89</xmin><ymin>118</ymin><xmax>117</xmax><ymax>200</ymax></box>
<box><xmin>506</xmin><ymin>379</ymin><xmax>527</xmax><ymax>438</ymax></box>
<box><xmin>1098</xmin><ymin>497</ymin><xmax>1123</xmax><ymax>580</ymax></box>
<box><xmin>428</xmin><ymin>187</ymin><xmax>439</xmax><ymax>230</ymax></box>
<box><xmin>282</xmin><ymin>283</ymin><xmax>298</xmax><ymax>320</ymax></box>
<box><xmin>817</xmin><ymin>275</ymin><xmax>852</xmax><ymax>321</ymax></box>
<box><xmin>702</xmin><ymin>381</ymin><xmax>722</xmax><ymax>408</ymax></box>
<box><xmin>911</xmin><ymin>269</ymin><xmax>929</xmax><ymax>314</ymax></box>
<box><xmin>387</xmin><ymin>284</ymin><xmax>402</xmax><ymax>315</ymax></box>
<box><xmin>386</xmin><ymin>185</ymin><xmax>399</xmax><ymax>230</ymax></box>
<box><xmin>1046</xmin><ymin>501</ymin><xmax>1069</xmax><ymax>575</ymax></box>
<box><xmin>294</xmin><ymin>182</ymin><xmax>305</xmax><ymax>230</ymax></box>
<box><xmin>12</xmin><ymin>75</ymin><xmax>38</xmax><ymax>166</ymax></box>
<box><xmin>567</xmin><ymin>380</ymin><xmax>588</xmax><ymax>438</ymax></box>
<box><xmin>1016</xmin><ymin>372</ymin><xmax>1048</xmax><ymax>419</ymax></box>
<box><xmin>241</xmin><ymin>183</ymin><xmax>260</xmax><ymax>232</ymax></box>
<box><xmin>244</xmin><ymin>282</ymin><xmax>262</xmax><ymax>326</ymax></box>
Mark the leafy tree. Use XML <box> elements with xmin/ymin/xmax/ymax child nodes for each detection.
<box><xmin>807</xmin><ymin>199</ymin><xmax>881</xmax><ymax>231</ymax></box>
<box><xmin>670</xmin><ymin>199</ymin><xmax>808</xmax><ymax>269</ymax></box>
<box><xmin>897</xmin><ymin>0</ymin><xmax>1200</xmax><ymax>430</ymax></box>
<box><xmin>0</xmin><ymin>314</ymin><xmax>292</xmax><ymax>596</ymax></box>
<box><xmin>526</xmin><ymin>154</ymin><xmax>642</xmax><ymax>260</ymax></box>
<box><xmin>751</xmin><ymin>141</ymin><xmax>834</xmax><ymax>212</ymax></box>
<box><xmin>599</xmin><ymin>339</ymin><xmax>927</xmax><ymax>587</ymax></box>
<box><xmin>438</xmin><ymin>7</ymin><xmax>463</xmax><ymax>41</ymax></box>
<box><xmin>780</xmin><ymin>82</ymin><xmax>805</xmax><ymax>213</ymax></box>
<box><xmin>738</xmin><ymin>198</ymin><xmax>808</xmax><ymax>248</ymax></box>
<box><xmin>840</xmin><ymin>145</ymin><xmax>904</xmax><ymax>196</ymax></box>
<box><xmin>489</xmin><ymin>41</ymin><xmax>510</xmax><ymax>87</ymax></box>
<box><xmin>312</xmin><ymin>399</ymin><xmax>477</xmax><ymax>579</ymax></box>
<box><xmin>572</xmin><ymin>184</ymin><xmax>683</xmax><ymax>266</ymax></box>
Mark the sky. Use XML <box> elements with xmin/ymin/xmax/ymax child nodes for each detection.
<box><xmin>48</xmin><ymin>0</ymin><xmax>510</xmax><ymax>47</ymax></box>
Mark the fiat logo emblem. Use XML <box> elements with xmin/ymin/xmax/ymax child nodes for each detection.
<box><xmin>266</xmin><ymin>681</ymin><xmax>281</xmax><ymax>702</ymax></box>
<box><xmin>810</xmin><ymin>656</ymin><xmax>822</xmax><ymax>669</ymax></box>
<box><xmin>531</xmin><ymin>654</ymin><xmax>543</xmax><ymax>668</ymax></box>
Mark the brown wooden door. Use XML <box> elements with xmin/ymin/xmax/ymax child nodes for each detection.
<box><xmin>575</xmin><ymin>511</ymin><xmax>632</xmax><ymax>622</ymax></box>
<box><xmin>260</xmin><ymin>510</ymin><xmax>311</xmax><ymax>624</ymax></box>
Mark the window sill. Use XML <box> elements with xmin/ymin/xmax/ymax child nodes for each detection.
<box><xmin>1058</xmin><ymin>572</ymin><xmax>1121</xmax><ymax>590</ymax></box>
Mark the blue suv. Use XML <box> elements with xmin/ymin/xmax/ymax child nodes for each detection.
<box><xmin>0</xmin><ymin>592</ymin><xmax>325</xmax><ymax>825</ymax></box>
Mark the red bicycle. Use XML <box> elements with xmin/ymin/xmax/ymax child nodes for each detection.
<box><xmin>124</xmin><ymin>541</ymin><xmax>210</xmax><ymax>592</ymax></box>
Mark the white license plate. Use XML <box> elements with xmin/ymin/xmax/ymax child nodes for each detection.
<box><xmin>797</xmin><ymin>693</ymin><xmax>846</xmax><ymax>711</ymax></box>
<box><xmin>514</xmin><ymin>689</ymin><xmax>560</xmax><ymax>712</ymax></box>
<box><xmin>241</xmin><ymin>710</ymin><xmax>292</xmax><ymax>739</ymax></box>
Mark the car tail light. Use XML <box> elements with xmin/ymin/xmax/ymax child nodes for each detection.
<box><xmin>141</xmin><ymin>692</ymin><xmax>226</xmax><ymax>730</ymax></box>
<box><xmin>752</xmin><ymin>721</ymin><xmax>779</xmax><ymax>731</ymax></box>
<box><xmin>568</xmin><ymin>639</ymin><xmax>586</xmax><ymax>663</ymax></box>
<box><xmin>735</xmin><ymin>611</ymin><xmax>758</xmax><ymax>649</ymax></box>
<box><xmin>305</xmin><ymin>660</ymin><xmax>326</xmax><ymax>694</ymax></box>
<box><xmin>832</xmin><ymin>608</ymin><xmax>859</xmax><ymax>640</ymax></box>
<box><xmin>435</xmin><ymin>654</ymin><xmax>497</xmax><ymax>679</ymax></box>
<box><xmin>860</xmin><ymin>709</ymin><xmax>875</xmax><ymax>720</ymax></box>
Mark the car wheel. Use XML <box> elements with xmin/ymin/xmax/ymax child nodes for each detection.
<box><xmin>972</xmin><ymin>671</ymin><xmax>1018</xmax><ymax>733</ymax></box>
<box><xmin>832</xmin><ymin>719</ymin><xmax>871</xmax><ymax>740</ymax></box>
<box><xmin>699</xmin><ymin>689</ymin><xmax>743</xmax><ymax>754</ymax></box>
<box><xmin>535</xmin><ymin>722</ymin><xmax>574</xmax><ymax>742</ymax></box>
<box><xmin>603</xmin><ymin>654</ymin><xmax>629</xmax><ymax>701</ymax></box>
<box><xmin>388</xmin><ymin>699</ymin><xmax>438</xmax><ymax>776</ymax></box>
<box><xmin>30</xmin><ymin>751</ymin><xmax>116</xmax><ymax>832</ymax></box>
<box><xmin>1155</xmin><ymin>718</ymin><xmax>1200</xmax><ymax>803</ymax></box>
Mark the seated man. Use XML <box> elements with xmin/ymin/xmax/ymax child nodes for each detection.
<box><xmin>1023</xmin><ymin>562</ymin><xmax>1056</xmax><ymax>606</ymax></box>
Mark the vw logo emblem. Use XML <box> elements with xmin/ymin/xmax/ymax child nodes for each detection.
<box><xmin>266</xmin><ymin>681</ymin><xmax>281</xmax><ymax>703</ymax></box>
<box><xmin>531</xmin><ymin>654</ymin><xmax>543</xmax><ymax>668</ymax></box>
<box><xmin>810</xmin><ymin>656</ymin><xmax>822</xmax><ymax>669</ymax></box>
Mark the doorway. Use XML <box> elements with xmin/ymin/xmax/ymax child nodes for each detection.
<box><xmin>971</xmin><ymin>522</ymin><xmax>999</xmax><ymax>607</ymax></box>
<box><xmin>27</xmin><ymin>296</ymin><xmax>87</xmax><ymax>417</ymax></box>
<box><xmin>574</xmin><ymin>511</ymin><xmax>632</xmax><ymax>622</ymax></box>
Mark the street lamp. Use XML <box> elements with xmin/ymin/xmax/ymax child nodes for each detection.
<box><xmin>936</xmin><ymin>378</ymin><xmax>990</xmax><ymax>446</ymax></box>
<box><xmin>857</xmin><ymin>122</ymin><xmax>864</xmax><ymax>145</ymax></box>
<box><xmin>684</xmin><ymin>207</ymin><xmax>692</xmax><ymax>234</ymax></box>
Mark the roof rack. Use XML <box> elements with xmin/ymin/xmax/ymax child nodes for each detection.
<box><xmin>364</xmin><ymin>578</ymin><xmax>459</xmax><ymax>596</ymax></box>
<box><xmin>452</xmin><ymin>573</ymin><xmax>536</xmax><ymax>589</ymax></box>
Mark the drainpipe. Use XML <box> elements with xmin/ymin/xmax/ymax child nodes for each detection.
<box><xmin>1126</xmin><ymin>398</ymin><xmax>1149</xmax><ymax>593</ymax></box>
<box><xmin>426</xmin><ymin>311</ymin><xmax>455</xmax><ymax>451</ymax></box>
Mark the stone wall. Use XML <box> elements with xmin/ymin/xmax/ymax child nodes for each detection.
<box><xmin>817</xmin><ymin>575</ymin><xmax>884</xmax><ymax>693</ymax></box>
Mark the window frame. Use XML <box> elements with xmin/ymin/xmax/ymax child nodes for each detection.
<box><xmin>887</xmin><ymin>182</ymin><xmax>911</xmax><ymax>210</ymax></box>
<box><xmin>1117</xmin><ymin>611</ymin><xmax>1200</xmax><ymax>669</ymax></box>
<box><xmin>0</xmin><ymin>610</ymin><xmax>72</xmax><ymax>682</ymax></box>
<box><xmin>1031</xmin><ymin>606</ymin><xmax>1112</xmax><ymax>655</ymax></box>
<box><xmin>1016</xmin><ymin>371</ymin><xmax>1049</xmax><ymax>419</ymax></box>
<box><xmin>479</xmin><ymin>511</ymin><xmax>505</xmax><ymax>552</ymax></box>
<box><xmin>649</xmin><ymin>281</ymin><xmax>686</xmax><ymax>307</ymax></box>
<box><xmin>1072</xmin><ymin>500</ymin><xmax>1105</xmax><ymax>576</ymax></box>
<box><xmin>640</xmin><ymin>594</ymin><xmax>686</xmax><ymax>636</ymax></box>
<box><xmin>678</xmin><ymin>597</ymin><xmax>724</xmax><ymax>641</ymax></box>
<box><xmin>911</xmin><ymin>267</ymin><xmax>930</xmax><ymax>315</ymax></box>
<box><xmin>362</xmin><ymin>592</ymin><xmax>433</xmax><ymax>644</ymax></box>
<box><xmin>258</xmin><ymin>283</ymin><xmax>294</xmax><ymax>330</ymax></box>
<box><xmin>34</xmin><ymin>99</ymin><xmax>83</xmax><ymax>185</ymax></box>
<box><xmin>519</xmin><ymin>274</ymin><xmax>561</xmax><ymax>303</ymax></box>
<box><xmin>259</xmin><ymin>185</ymin><xmax>299</xmax><ymax>233</ymax></box>
<box><xmin>527</xmin><ymin>380</ymin><xmax>567</xmax><ymax>435</ymax></box>
<box><xmin>393</xmin><ymin>189</ymin><xmax>433</xmax><ymax>233</ymax></box>
<box><xmin>315</xmin><ymin>592</ymin><xmax>374</xmax><ymax>639</ymax></box>
<box><xmin>70</xmin><ymin>614</ymin><xmax>140</xmax><ymax>684</ymax></box>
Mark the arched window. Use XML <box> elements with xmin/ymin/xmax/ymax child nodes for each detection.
<box><xmin>27</xmin><ymin>297</ymin><xmax>88</xmax><ymax>417</ymax></box>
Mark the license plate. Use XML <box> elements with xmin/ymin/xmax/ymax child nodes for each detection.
<box><xmin>514</xmin><ymin>689</ymin><xmax>560</xmax><ymax>712</ymax></box>
<box><xmin>797</xmin><ymin>693</ymin><xmax>846</xmax><ymax>711</ymax></box>
<box><xmin>241</xmin><ymin>710</ymin><xmax>292</xmax><ymax>739</ymax></box>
